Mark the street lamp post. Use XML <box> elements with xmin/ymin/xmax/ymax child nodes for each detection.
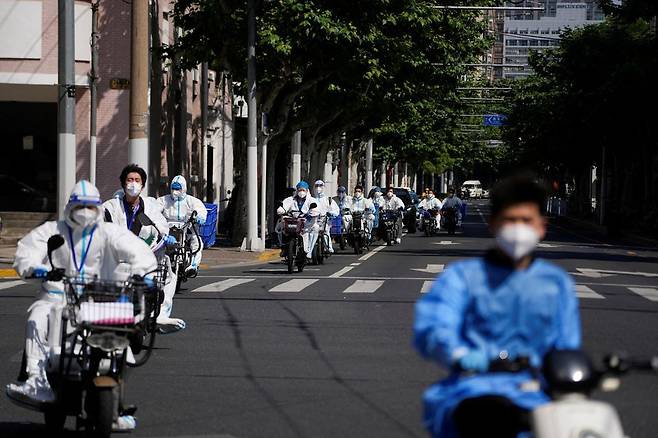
<box><xmin>57</xmin><ymin>0</ymin><xmax>76</xmax><ymax>218</ymax></box>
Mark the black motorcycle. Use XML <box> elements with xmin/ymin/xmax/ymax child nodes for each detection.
<box><xmin>312</xmin><ymin>215</ymin><xmax>331</xmax><ymax>265</ymax></box>
<box><xmin>347</xmin><ymin>211</ymin><xmax>369</xmax><ymax>255</ymax></box>
<box><xmin>7</xmin><ymin>235</ymin><xmax>161</xmax><ymax>437</ymax></box>
<box><xmin>379</xmin><ymin>209</ymin><xmax>399</xmax><ymax>246</ymax></box>
<box><xmin>423</xmin><ymin>208</ymin><xmax>439</xmax><ymax>237</ymax></box>
<box><xmin>281</xmin><ymin>209</ymin><xmax>311</xmax><ymax>273</ymax></box>
<box><xmin>166</xmin><ymin>211</ymin><xmax>202</xmax><ymax>293</ymax></box>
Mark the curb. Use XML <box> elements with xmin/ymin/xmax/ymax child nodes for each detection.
<box><xmin>0</xmin><ymin>268</ymin><xmax>18</xmax><ymax>279</ymax></box>
<box><xmin>257</xmin><ymin>249</ymin><xmax>280</xmax><ymax>262</ymax></box>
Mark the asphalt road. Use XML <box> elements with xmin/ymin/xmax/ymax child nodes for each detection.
<box><xmin>1</xmin><ymin>200</ymin><xmax>657</xmax><ymax>437</ymax></box>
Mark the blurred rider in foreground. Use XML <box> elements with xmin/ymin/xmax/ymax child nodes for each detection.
<box><xmin>413</xmin><ymin>174</ymin><xmax>581</xmax><ymax>438</ymax></box>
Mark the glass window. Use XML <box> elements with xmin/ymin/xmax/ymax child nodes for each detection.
<box><xmin>529</xmin><ymin>40</ymin><xmax>538</xmax><ymax>46</ymax></box>
<box><xmin>519</xmin><ymin>39</ymin><xmax>528</xmax><ymax>46</ymax></box>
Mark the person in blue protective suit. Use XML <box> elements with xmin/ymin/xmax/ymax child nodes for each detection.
<box><xmin>413</xmin><ymin>174</ymin><xmax>581</xmax><ymax>438</ymax></box>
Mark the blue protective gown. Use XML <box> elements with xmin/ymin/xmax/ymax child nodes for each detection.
<box><xmin>413</xmin><ymin>254</ymin><xmax>581</xmax><ymax>437</ymax></box>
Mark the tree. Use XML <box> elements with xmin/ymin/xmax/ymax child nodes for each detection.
<box><xmin>167</xmin><ymin>0</ymin><xmax>498</xmax><ymax>242</ymax></box>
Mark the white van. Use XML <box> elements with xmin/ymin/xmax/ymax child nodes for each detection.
<box><xmin>461</xmin><ymin>180</ymin><xmax>483</xmax><ymax>199</ymax></box>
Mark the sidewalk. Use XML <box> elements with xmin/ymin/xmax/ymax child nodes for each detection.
<box><xmin>0</xmin><ymin>244</ymin><xmax>279</xmax><ymax>279</ymax></box>
<box><xmin>550</xmin><ymin>215</ymin><xmax>658</xmax><ymax>249</ymax></box>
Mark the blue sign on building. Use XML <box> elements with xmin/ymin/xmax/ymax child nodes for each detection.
<box><xmin>483</xmin><ymin>114</ymin><xmax>507</xmax><ymax>127</ymax></box>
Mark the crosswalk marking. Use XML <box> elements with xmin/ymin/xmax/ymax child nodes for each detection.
<box><xmin>343</xmin><ymin>280</ymin><xmax>384</xmax><ymax>294</ymax></box>
<box><xmin>628</xmin><ymin>287</ymin><xmax>658</xmax><ymax>302</ymax></box>
<box><xmin>192</xmin><ymin>278</ymin><xmax>255</xmax><ymax>293</ymax></box>
<box><xmin>575</xmin><ymin>285</ymin><xmax>605</xmax><ymax>300</ymax></box>
<box><xmin>0</xmin><ymin>280</ymin><xmax>25</xmax><ymax>291</ymax></box>
<box><xmin>421</xmin><ymin>281</ymin><xmax>433</xmax><ymax>294</ymax></box>
<box><xmin>269</xmin><ymin>279</ymin><xmax>318</xmax><ymax>293</ymax></box>
<box><xmin>329</xmin><ymin>266</ymin><xmax>353</xmax><ymax>278</ymax></box>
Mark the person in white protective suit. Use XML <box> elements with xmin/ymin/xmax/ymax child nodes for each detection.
<box><xmin>382</xmin><ymin>186</ymin><xmax>405</xmax><ymax>244</ymax></box>
<box><xmin>276</xmin><ymin>181</ymin><xmax>320</xmax><ymax>260</ymax></box>
<box><xmin>102</xmin><ymin>164</ymin><xmax>185</xmax><ymax>333</ymax></box>
<box><xmin>6</xmin><ymin>180</ymin><xmax>156</xmax><ymax>430</ymax></box>
<box><xmin>348</xmin><ymin>185</ymin><xmax>375</xmax><ymax>237</ymax></box>
<box><xmin>420</xmin><ymin>188</ymin><xmax>443</xmax><ymax>230</ymax></box>
<box><xmin>157</xmin><ymin>175</ymin><xmax>207</xmax><ymax>277</ymax></box>
<box><xmin>313</xmin><ymin>180</ymin><xmax>339</xmax><ymax>253</ymax></box>
<box><xmin>371</xmin><ymin>187</ymin><xmax>385</xmax><ymax>209</ymax></box>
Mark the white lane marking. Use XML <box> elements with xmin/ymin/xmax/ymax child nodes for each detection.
<box><xmin>329</xmin><ymin>266</ymin><xmax>354</xmax><ymax>278</ymax></box>
<box><xmin>411</xmin><ymin>264</ymin><xmax>444</xmax><ymax>274</ymax></box>
<box><xmin>269</xmin><ymin>279</ymin><xmax>318</xmax><ymax>293</ymax></box>
<box><xmin>343</xmin><ymin>280</ymin><xmax>384</xmax><ymax>294</ymax></box>
<box><xmin>0</xmin><ymin>280</ymin><xmax>25</xmax><ymax>291</ymax></box>
<box><xmin>350</xmin><ymin>263</ymin><xmax>361</xmax><ymax>266</ymax></box>
<box><xmin>250</xmin><ymin>268</ymin><xmax>320</xmax><ymax>272</ymax></box>
<box><xmin>192</xmin><ymin>278</ymin><xmax>255</xmax><ymax>292</ymax></box>
<box><xmin>432</xmin><ymin>241</ymin><xmax>460</xmax><ymax>246</ymax></box>
<box><xmin>358</xmin><ymin>245</ymin><xmax>386</xmax><ymax>261</ymax></box>
<box><xmin>537</xmin><ymin>243</ymin><xmax>561</xmax><ymax>248</ymax></box>
<box><xmin>575</xmin><ymin>285</ymin><xmax>605</xmax><ymax>300</ymax></box>
<box><xmin>421</xmin><ymin>281</ymin><xmax>433</xmax><ymax>294</ymax></box>
<box><xmin>628</xmin><ymin>287</ymin><xmax>658</xmax><ymax>302</ymax></box>
<box><xmin>577</xmin><ymin>268</ymin><xmax>658</xmax><ymax>278</ymax></box>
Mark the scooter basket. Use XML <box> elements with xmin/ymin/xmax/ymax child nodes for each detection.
<box><xmin>283</xmin><ymin>216</ymin><xmax>305</xmax><ymax>235</ymax></box>
<box><xmin>66</xmin><ymin>279</ymin><xmax>144</xmax><ymax>328</ymax></box>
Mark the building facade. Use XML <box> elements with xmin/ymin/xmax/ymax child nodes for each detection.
<box><xmin>502</xmin><ymin>1</ymin><xmax>603</xmax><ymax>79</ymax></box>
<box><xmin>0</xmin><ymin>0</ymin><xmax>234</xmax><ymax>212</ymax></box>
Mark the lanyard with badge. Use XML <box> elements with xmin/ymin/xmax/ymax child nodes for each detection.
<box><xmin>67</xmin><ymin>225</ymin><xmax>97</xmax><ymax>276</ymax></box>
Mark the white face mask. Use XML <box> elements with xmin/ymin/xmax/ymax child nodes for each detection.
<box><xmin>125</xmin><ymin>182</ymin><xmax>142</xmax><ymax>197</ymax></box>
<box><xmin>354</xmin><ymin>192</ymin><xmax>363</xmax><ymax>199</ymax></box>
<box><xmin>495</xmin><ymin>223</ymin><xmax>540</xmax><ymax>261</ymax></box>
<box><xmin>71</xmin><ymin>207</ymin><xmax>98</xmax><ymax>228</ymax></box>
<box><xmin>387</xmin><ymin>192</ymin><xmax>394</xmax><ymax>198</ymax></box>
<box><xmin>374</xmin><ymin>192</ymin><xmax>381</xmax><ymax>198</ymax></box>
<box><xmin>315</xmin><ymin>187</ymin><xmax>324</xmax><ymax>196</ymax></box>
<box><xmin>297</xmin><ymin>190</ymin><xmax>307</xmax><ymax>199</ymax></box>
<box><xmin>172</xmin><ymin>189</ymin><xmax>183</xmax><ymax>200</ymax></box>
<box><xmin>428</xmin><ymin>194</ymin><xmax>434</xmax><ymax>199</ymax></box>
<box><xmin>338</xmin><ymin>193</ymin><xmax>345</xmax><ymax>200</ymax></box>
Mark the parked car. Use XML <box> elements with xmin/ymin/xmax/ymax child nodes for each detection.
<box><xmin>393</xmin><ymin>187</ymin><xmax>418</xmax><ymax>233</ymax></box>
<box><xmin>0</xmin><ymin>175</ymin><xmax>55</xmax><ymax>212</ymax></box>
<box><xmin>461</xmin><ymin>180</ymin><xmax>483</xmax><ymax>199</ymax></box>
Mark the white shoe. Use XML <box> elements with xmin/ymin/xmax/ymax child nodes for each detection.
<box><xmin>395</xmin><ymin>238</ymin><xmax>401</xmax><ymax>244</ymax></box>
<box><xmin>328</xmin><ymin>247</ymin><xmax>334</xmax><ymax>254</ymax></box>
<box><xmin>6</xmin><ymin>374</ymin><xmax>55</xmax><ymax>404</ymax></box>
<box><xmin>306</xmin><ymin>253</ymin><xmax>313</xmax><ymax>260</ymax></box>
<box><xmin>156</xmin><ymin>317</ymin><xmax>186</xmax><ymax>334</ymax></box>
<box><xmin>113</xmin><ymin>415</ymin><xmax>137</xmax><ymax>431</ymax></box>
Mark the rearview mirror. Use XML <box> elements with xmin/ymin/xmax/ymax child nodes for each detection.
<box><xmin>47</xmin><ymin>235</ymin><xmax>65</xmax><ymax>269</ymax></box>
<box><xmin>309</xmin><ymin>203</ymin><xmax>318</xmax><ymax>209</ymax></box>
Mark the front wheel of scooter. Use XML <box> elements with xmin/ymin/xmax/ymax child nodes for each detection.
<box><xmin>91</xmin><ymin>387</ymin><xmax>113</xmax><ymax>438</ymax></box>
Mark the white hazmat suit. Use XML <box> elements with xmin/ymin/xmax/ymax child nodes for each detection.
<box><xmin>279</xmin><ymin>193</ymin><xmax>320</xmax><ymax>258</ymax></box>
<box><xmin>313</xmin><ymin>181</ymin><xmax>339</xmax><ymax>253</ymax></box>
<box><xmin>103</xmin><ymin>187</ymin><xmax>184</xmax><ymax>332</ymax></box>
<box><xmin>157</xmin><ymin>175</ymin><xmax>207</xmax><ymax>272</ymax></box>
<box><xmin>7</xmin><ymin>180</ymin><xmax>157</xmax><ymax>404</ymax></box>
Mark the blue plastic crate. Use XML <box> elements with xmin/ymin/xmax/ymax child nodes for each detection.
<box><xmin>330</xmin><ymin>216</ymin><xmax>343</xmax><ymax>235</ymax></box>
<box><xmin>199</xmin><ymin>203</ymin><xmax>218</xmax><ymax>247</ymax></box>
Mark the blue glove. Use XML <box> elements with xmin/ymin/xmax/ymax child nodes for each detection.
<box><xmin>32</xmin><ymin>267</ymin><xmax>49</xmax><ymax>279</ymax></box>
<box><xmin>143</xmin><ymin>276</ymin><xmax>155</xmax><ymax>288</ymax></box>
<box><xmin>458</xmin><ymin>350</ymin><xmax>488</xmax><ymax>372</ymax></box>
<box><xmin>196</xmin><ymin>217</ymin><xmax>206</xmax><ymax>225</ymax></box>
<box><xmin>164</xmin><ymin>235</ymin><xmax>177</xmax><ymax>245</ymax></box>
